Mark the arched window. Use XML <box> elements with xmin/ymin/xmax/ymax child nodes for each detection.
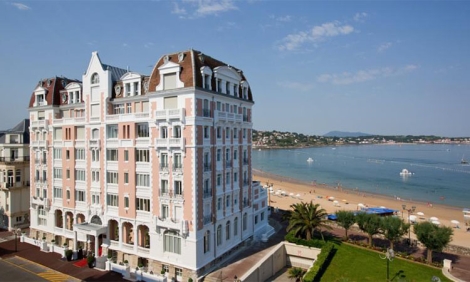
<box><xmin>91</xmin><ymin>73</ymin><xmax>100</xmax><ymax>84</ymax></box>
<box><xmin>234</xmin><ymin>217</ymin><xmax>238</xmax><ymax>236</ymax></box>
<box><xmin>243</xmin><ymin>213</ymin><xmax>247</xmax><ymax>231</ymax></box>
<box><xmin>92</xmin><ymin>129</ymin><xmax>99</xmax><ymax>139</ymax></box>
<box><xmin>216</xmin><ymin>225</ymin><xmax>222</xmax><ymax>246</ymax></box>
<box><xmin>225</xmin><ymin>221</ymin><xmax>230</xmax><ymax>240</ymax></box>
<box><xmin>204</xmin><ymin>230</ymin><xmax>210</xmax><ymax>253</ymax></box>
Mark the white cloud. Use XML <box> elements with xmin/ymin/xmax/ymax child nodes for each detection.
<box><xmin>354</xmin><ymin>12</ymin><xmax>368</xmax><ymax>22</ymax></box>
<box><xmin>172</xmin><ymin>2</ymin><xmax>186</xmax><ymax>15</ymax></box>
<box><xmin>11</xmin><ymin>2</ymin><xmax>31</xmax><ymax>10</ymax></box>
<box><xmin>278</xmin><ymin>81</ymin><xmax>315</xmax><ymax>92</ymax></box>
<box><xmin>317</xmin><ymin>65</ymin><xmax>418</xmax><ymax>85</ymax></box>
<box><xmin>144</xmin><ymin>42</ymin><xmax>154</xmax><ymax>48</ymax></box>
<box><xmin>278</xmin><ymin>21</ymin><xmax>354</xmax><ymax>51</ymax></box>
<box><xmin>378</xmin><ymin>42</ymin><xmax>392</xmax><ymax>52</ymax></box>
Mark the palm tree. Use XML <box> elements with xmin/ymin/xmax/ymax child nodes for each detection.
<box><xmin>286</xmin><ymin>201</ymin><xmax>331</xmax><ymax>241</ymax></box>
<box><xmin>288</xmin><ymin>267</ymin><xmax>306</xmax><ymax>282</ymax></box>
<box><xmin>335</xmin><ymin>210</ymin><xmax>356</xmax><ymax>240</ymax></box>
<box><xmin>380</xmin><ymin>216</ymin><xmax>409</xmax><ymax>249</ymax></box>
<box><xmin>414</xmin><ymin>221</ymin><xmax>453</xmax><ymax>263</ymax></box>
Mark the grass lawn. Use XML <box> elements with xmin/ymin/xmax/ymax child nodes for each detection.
<box><xmin>320</xmin><ymin>243</ymin><xmax>450</xmax><ymax>282</ymax></box>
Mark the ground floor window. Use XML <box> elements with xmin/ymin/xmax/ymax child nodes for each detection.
<box><xmin>163</xmin><ymin>231</ymin><xmax>181</xmax><ymax>254</ymax></box>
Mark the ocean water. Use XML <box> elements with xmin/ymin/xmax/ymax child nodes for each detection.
<box><xmin>252</xmin><ymin>144</ymin><xmax>470</xmax><ymax>209</ymax></box>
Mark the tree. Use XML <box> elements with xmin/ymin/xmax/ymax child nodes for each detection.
<box><xmin>414</xmin><ymin>222</ymin><xmax>453</xmax><ymax>263</ymax></box>
<box><xmin>335</xmin><ymin>210</ymin><xmax>356</xmax><ymax>240</ymax></box>
<box><xmin>288</xmin><ymin>267</ymin><xmax>306</xmax><ymax>282</ymax></box>
<box><xmin>356</xmin><ymin>212</ymin><xmax>381</xmax><ymax>246</ymax></box>
<box><xmin>286</xmin><ymin>201</ymin><xmax>331</xmax><ymax>241</ymax></box>
<box><xmin>380</xmin><ymin>216</ymin><xmax>409</xmax><ymax>249</ymax></box>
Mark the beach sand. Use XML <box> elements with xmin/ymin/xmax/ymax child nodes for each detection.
<box><xmin>253</xmin><ymin>170</ymin><xmax>470</xmax><ymax>249</ymax></box>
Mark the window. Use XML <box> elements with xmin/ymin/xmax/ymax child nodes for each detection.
<box><xmin>124</xmin><ymin>173</ymin><xmax>129</xmax><ymax>184</ymax></box>
<box><xmin>217</xmin><ymin>149</ymin><xmax>221</xmax><ymax>162</ymax></box>
<box><xmin>66</xmin><ymin>169</ymin><xmax>70</xmax><ymax>179</ymax></box>
<box><xmin>204</xmin><ymin>126</ymin><xmax>210</xmax><ymax>139</ymax></box>
<box><xmin>53</xmin><ymin>149</ymin><xmax>62</xmax><ymax>159</ymax></box>
<box><xmin>204</xmin><ymin>230</ymin><xmax>210</xmax><ymax>253</ymax></box>
<box><xmin>53</xmin><ymin>187</ymin><xmax>62</xmax><ymax>199</ymax></box>
<box><xmin>226</xmin><ymin>82</ymin><xmax>230</xmax><ymax>95</ymax></box>
<box><xmin>203</xmin><ymin>99</ymin><xmax>210</xmax><ymax>117</ymax></box>
<box><xmin>217</xmin><ymin>79</ymin><xmax>222</xmax><ymax>92</ymax></box>
<box><xmin>91</xmin><ymin>73</ymin><xmax>100</xmax><ymax>84</ymax></box>
<box><xmin>136</xmin><ymin>174</ymin><xmax>150</xmax><ymax>187</ymax></box>
<box><xmin>66</xmin><ymin>190</ymin><xmax>70</xmax><ymax>200</ymax></box>
<box><xmin>217</xmin><ymin>198</ymin><xmax>222</xmax><ymax>211</ymax></box>
<box><xmin>226</xmin><ymin>221</ymin><xmax>230</xmax><ymax>240</ymax></box>
<box><xmin>234</xmin><ymin>217</ymin><xmax>238</xmax><ymax>236</ymax></box>
<box><xmin>106</xmin><ymin>149</ymin><xmax>118</xmax><ymax>161</ymax></box>
<box><xmin>234</xmin><ymin>172</ymin><xmax>238</xmax><ymax>183</ymax></box>
<box><xmin>124</xmin><ymin>197</ymin><xmax>129</xmax><ymax>208</ymax></box>
<box><xmin>136</xmin><ymin>149</ymin><xmax>149</xmax><ymax>162</ymax></box>
<box><xmin>107</xmin><ymin>171</ymin><xmax>119</xmax><ymax>184</ymax></box>
<box><xmin>133</xmin><ymin>82</ymin><xmax>139</xmax><ymax>95</ymax></box>
<box><xmin>233</xmin><ymin>128</ymin><xmax>238</xmax><ymax>138</ymax></box>
<box><xmin>204</xmin><ymin>74</ymin><xmax>211</xmax><ymax>89</ymax></box>
<box><xmin>66</xmin><ymin>150</ymin><xmax>70</xmax><ymax>160</ymax></box>
<box><xmin>38</xmin><ymin>207</ymin><xmax>47</xmax><ymax>226</ymax></box>
<box><xmin>243</xmin><ymin>128</ymin><xmax>246</xmax><ymax>139</ymax></box>
<box><xmin>163</xmin><ymin>73</ymin><xmax>177</xmax><ymax>90</ymax></box>
<box><xmin>136</xmin><ymin>198</ymin><xmax>150</xmax><ymax>212</ymax></box>
<box><xmin>92</xmin><ymin>150</ymin><xmax>100</xmax><ymax>162</ymax></box>
<box><xmin>217</xmin><ymin>225</ymin><xmax>222</xmax><ymax>246</ymax></box>
<box><xmin>74</xmin><ymin>190</ymin><xmax>85</xmax><ymax>202</ymax></box>
<box><xmin>75</xmin><ymin>169</ymin><xmax>85</xmax><ymax>181</ymax></box>
<box><xmin>160</xmin><ymin>153</ymin><xmax>168</xmax><ymax>169</ymax></box>
<box><xmin>75</xmin><ymin>148</ymin><xmax>85</xmax><ymax>160</ymax></box>
<box><xmin>161</xmin><ymin>204</ymin><xmax>169</xmax><ymax>218</ymax></box>
<box><xmin>217</xmin><ymin>127</ymin><xmax>222</xmax><ymax>139</ymax></box>
<box><xmin>92</xmin><ymin>170</ymin><xmax>99</xmax><ymax>182</ymax></box>
<box><xmin>160</xmin><ymin>126</ymin><xmax>168</xmax><ymax>139</ymax></box>
<box><xmin>174</xmin><ymin>153</ymin><xmax>182</xmax><ymax>170</ymax></box>
<box><xmin>107</xmin><ymin>125</ymin><xmax>118</xmax><ymax>139</ymax></box>
<box><xmin>173</xmin><ymin>125</ymin><xmax>181</xmax><ymax>138</ymax></box>
<box><xmin>226</xmin><ymin>172</ymin><xmax>230</xmax><ymax>184</ymax></box>
<box><xmin>91</xmin><ymin>193</ymin><xmax>100</xmax><ymax>205</ymax></box>
<box><xmin>53</xmin><ymin>168</ymin><xmax>62</xmax><ymax>179</ymax></box>
<box><xmin>126</xmin><ymin>102</ymin><xmax>132</xmax><ymax>113</ymax></box>
<box><xmin>107</xmin><ymin>194</ymin><xmax>119</xmax><ymax>206</ymax></box>
<box><xmin>243</xmin><ymin>213</ymin><xmax>247</xmax><ymax>231</ymax></box>
<box><xmin>217</xmin><ymin>174</ymin><xmax>221</xmax><ymax>186</ymax></box>
<box><xmin>113</xmin><ymin>104</ymin><xmax>125</xmax><ymax>114</ymax></box>
<box><xmin>261</xmin><ymin>212</ymin><xmax>265</xmax><ymax>221</ymax></box>
<box><xmin>136</xmin><ymin>123</ymin><xmax>149</xmax><ymax>138</ymax></box>
<box><xmin>226</xmin><ymin>127</ymin><xmax>230</xmax><ymax>139</ymax></box>
<box><xmin>124</xmin><ymin>149</ymin><xmax>129</xmax><ymax>161</ymax></box>
<box><xmin>234</xmin><ymin>150</ymin><xmax>238</xmax><ymax>160</ymax></box>
<box><xmin>174</xmin><ymin>180</ymin><xmax>182</xmax><ymax>196</ymax></box>
<box><xmin>217</xmin><ymin>101</ymin><xmax>221</xmax><ymax>110</ymax></box>
<box><xmin>226</xmin><ymin>195</ymin><xmax>231</xmax><ymax>207</ymax></box>
<box><xmin>164</xmin><ymin>231</ymin><xmax>181</xmax><ymax>254</ymax></box>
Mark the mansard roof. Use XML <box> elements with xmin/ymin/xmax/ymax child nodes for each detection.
<box><xmin>0</xmin><ymin>119</ymin><xmax>30</xmax><ymax>144</ymax></box>
<box><xmin>28</xmin><ymin>77</ymin><xmax>80</xmax><ymax>108</ymax></box>
<box><xmin>148</xmin><ymin>49</ymin><xmax>253</xmax><ymax>101</ymax></box>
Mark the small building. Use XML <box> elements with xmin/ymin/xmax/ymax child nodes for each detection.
<box><xmin>0</xmin><ymin>119</ymin><xmax>31</xmax><ymax>231</ymax></box>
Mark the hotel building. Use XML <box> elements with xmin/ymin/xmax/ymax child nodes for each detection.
<box><xmin>0</xmin><ymin>119</ymin><xmax>31</xmax><ymax>231</ymax></box>
<box><xmin>27</xmin><ymin>50</ymin><xmax>270</xmax><ymax>280</ymax></box>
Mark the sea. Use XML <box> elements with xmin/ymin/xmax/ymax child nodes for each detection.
<box><xmin>252</xmin><ymin>144</ymin><xmax>470</xmax><ymax>209</ymax></box>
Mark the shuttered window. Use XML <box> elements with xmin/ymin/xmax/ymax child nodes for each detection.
<box><xmin>164</xmin><ymin>96</ymin><xmax>178</xmax><ymax>109</ymax></box>
<box><xmin>163</xmin><ymin>73</ymin><xmax>176</xmax><ymax>90</ymax></box>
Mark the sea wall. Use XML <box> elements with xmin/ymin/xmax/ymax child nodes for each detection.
<box><xmin>444</xmin><ymin>244</ymin><xmax>470</xmax><ymax>256</ymax></box>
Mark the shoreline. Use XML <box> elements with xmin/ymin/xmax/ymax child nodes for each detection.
<box><xmin>253</xmin><ymin>169</ymin><xmax>470</xmax><ymax>249</ymax></box>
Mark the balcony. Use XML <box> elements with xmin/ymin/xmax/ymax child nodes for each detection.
<box><xmin>154</xmin><ymin>138</ymin><xmax>185</xmax><ymax>150</ymax></box>
<box><xmin>31</xmin><ymin>196</ymin><xmax>49</xmax><ymax>208</ymax></box>
<box><xmin>156</xmin><ymin>217</ymin><xmax>181</xmax><ymax>231</ymax></box>
<box><xmin>0</xmin><ymin>156</ymin><xmax>30</xmax><ymax>163</ymax></box>
<box><xmin>160</xmin><ymin>164</ymin><xmax>169</xmax><ymax>172</ymax></box>
<box><xmin>88</xmin><ymin>140</ymin><xmax>100</xmax><ymax>149</ymax></box>
<box><xmin>106</xmin><ymin>112</ymin><xmax>150</xmax><ymax>122</ymax></box>
<box><xmin>30</xmin><ymin>120</ymin><xmax>48</xmax><ymax>129</ymax></box>
<box><xmin>214</xmin><ymin>111</ymin><xmax>243</xmax><ymax>123</ymax></box>
<box><xmin>203</xmin><ymin>214</ymin><xmax>212</xmax><ymax>225</ymax></box>
<box><xmin>155</xmin><ymin>108</ymin><xmax>185</xmax><ymax>121</ymax></box>
<box><xmin>172</xmin><ymin>164</ymin><xmax>183</xmax><ymax>173</ymax></box>
<box><xmin>225</xmin><ymin>161</ymin><xmax>232</xmax><ymax>168</ymax></box>
<box><xmin>53</xmin><ymin>117</ymin><xmax>85</xmax><ymax>125</ymax></box>
<box><xmin>31</xmin><ymin>140</ymin><xmax>48</xmax><ymax>148</ymax></box>
<box><xmin>243</xmin><ymin>158</ymin><xmax>249</xmax><ymax>165</ymax></box>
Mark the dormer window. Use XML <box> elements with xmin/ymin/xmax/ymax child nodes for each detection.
<box><xmin>217</xmin><ymin>79</ymin><xmax>222</xmax><ymax>92</ymax></box>
<box><xmin>226</xmin><ymin>82</ymin><xmax>230</xmax><ymax>95</ymax></box>
<box><xmin>125</xmin><ymin>83</ymin><xmax>131</xmax><ymax>97</ymax></box>
<box><xmin>204</xmin><ymin>75</ymin><xmax>211</xmax><ymax>89</ymax></box>
<box><xmin>233</xmin><ymin>84</ymin><xmax>238</xmax><ymax>96</ymax></box>
<box><xmin>133</xmin><ymin>81</ymin><xmax>139</xmax><ymax>95</ymax></box>
<box><xmin>243</xmin><ymin>87</ymin><xmax>248</xmax><ymax>99</ymax></box>
<box><xmin>36</xmin><ymin>94</ymin><xmax>45</xmax><ymax>106</ymax></box>
<box><xmin>91</xmin><ymin>73</ymin><xmax>100</xmax><ymax>84</ymax></box>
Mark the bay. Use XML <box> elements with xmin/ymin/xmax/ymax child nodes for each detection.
<box><xmin>252</xmin><ymin>144</ymin><xmax>470</xmax><ymax>208</ymax></box>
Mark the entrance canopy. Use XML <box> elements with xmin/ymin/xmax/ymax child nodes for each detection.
<box><xmin>73</xmin><ymin>222</ymin><xmax>107</xmax><ymax>237</ymax></box>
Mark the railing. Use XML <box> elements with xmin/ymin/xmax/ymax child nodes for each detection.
<box><xmin>53</xmin><ymin>117</ymin><xmax>85</xmax><ymax>125</ymax></box>
<box><xmin>137</xmin><ymin>246</ymin><xmax>150</xmax><ymax>256</ymax></box>
<box><xmin>0</xmin><ymin>156</ymin><xmax>30</xmax><ymax>162</ymax></box>
<box><xmin>203</xmin><ymin>215</ymin><xmax>212</xmax><ymax>225</ymax></box>
<box><xmin>155</xmin><ymin>108</ymin><xmax>185</xmax><ymax>121</ymax></box>
<box><xmin>31</xmin><ymin>140</ymin><xmax>48</xmax><ymax>148</ymax></box>
<box><xmin>154</xmin><ymin>138</ymin><xmax>185</xmax><ymax>149</ymax></box>
<box><xmin>106</xmin><ymin>112</ymin><xmax>150</xmax><ymax>122</ymax></box>
<box><xmin>172</xmin><ymin>164</ymin><xmax>183</xmax><ymax>172</ymax></box>
<box><xmin>31</xmin><ymin>120</ymin><xmax>48</xmax><ymax>128</ymax></box>
<box><xmin>89</xmin><ymin>140</ymin><xmax>100</xmax><ymax>148</ymax></box>
<box><xmin>159</xmin><ymin>189</ymin><xmax>170</xmax><ymax>197</ymax></box>
<box><xmin>160</xmin><ymin>164</ymin><xmax>169</xmax><ymax>172</ymax></box>
<box><xmin>225</xmin><ymin>161</ymin><xmax>232</xmax><ymax>168</ymax></box>
<box><xmin>203</xmin><ymin>189</ymin><xmax>212</xmax><ymax>199</ymax></box>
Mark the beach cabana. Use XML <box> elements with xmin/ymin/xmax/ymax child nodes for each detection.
<box><xmin>364</xmin><ymin>207</ymin><xmax>397</xmax><ymax>217</ymax></box>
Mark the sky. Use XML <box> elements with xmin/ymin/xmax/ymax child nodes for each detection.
<box><xmin>1</xmin><ymin>0</ymin><xmax>469</xmax><ymax>137</ymax></box>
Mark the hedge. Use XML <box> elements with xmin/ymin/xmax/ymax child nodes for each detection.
<box><xmin>284</xmin><ymin>231</ymin><xmax>326</xmax><ymax>249</ymax></box>
<box><xmin>303</xmin><ymin>242</ymin><xmax>335</xmax><ymax>282</ymax></box>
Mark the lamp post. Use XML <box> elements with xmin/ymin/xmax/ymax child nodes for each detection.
<box><xmin>14</xmin><ymin>228</ymin><xmax>21</xmax><ymax>252</ymax></box>
<box><xmin>402</xmin><ymin>205</ymin><xmax>416</xmax><ymax>245</ymax></box>
<box><xmin>380</xmin><ymin>248</ymin><xmax>395</xmax><ymax>282</ymax></box>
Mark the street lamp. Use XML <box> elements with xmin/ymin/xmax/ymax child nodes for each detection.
<box><xmin>14</xmin><ymin>228</ymin><xmax>22</xmax><ymax>252</ymax></box>
<box><xmin>402</xmin><ymin>205</ymin><xmax>416</xmax><ymax>245</ymax></box>
<box><xmin>379</xmin><ymin>248</ymin><xmax>395</xmax><ymax>282</ymax></box>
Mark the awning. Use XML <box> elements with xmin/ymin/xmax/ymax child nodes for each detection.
<box><xmin>73</xmin><ymin>222</ymin><xmax>107</xmax><ymax>237</ymax></box>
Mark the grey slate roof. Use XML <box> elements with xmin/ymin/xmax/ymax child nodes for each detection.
<box><xmin>0</xmin><ymin>119</ymin><xmax>30</xmax><ymax>144</ymax></box>
<box><xmin>102</xmin><ymin>63</ymin><xmax>128</xmax><ymax>82</ymax></box>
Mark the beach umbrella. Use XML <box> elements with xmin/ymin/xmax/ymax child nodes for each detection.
<box><xmin>329</xmin><ymin>196</ymin><xmax>335</xmax><ymax>200</ymax></box>
<box><xmin>431</xmin><ymin>220</ymin><xmax>441</xmax><ymax>225</ymax></box>
<box><xmin>416</xmin><ymin>212</ymin><xmax>424</xmax><ymax>216</ymax></box>
<box><xmin>409</xmin><ymin>215</ymin><xmax>417</xmax><ymax>222</ymax></box>
<box><xmin>358</xmin><ymin>203</ymin><xmax>365</xmax><ymax>207</ymax></box>
<box><xmin>379</xmin><ymin>206</ymin><xmax>386</xmax><ymax>209</ymax></box>
<box><xmin>289</xmin><ymin>193</ymin><xmax>294</xmax><ymax>197</ymax></box>
<box><xmin>296</xmin><ymin>193</ymin><xmax>301</xmax><ymax>198</ymax></box>
<box><xmin>429</xmin><ymin>216</ymin><xmax>439</xmax><ymax>221</ymax></box>
<box><xmin>451</xmin><ymin>220</ymin><xmax>460</xmax><ymax>225</ymax></box>
<box><xmin>333</xmin><ymin>200</ymin><xmax>338</xmax><ymax>203</ymax></box>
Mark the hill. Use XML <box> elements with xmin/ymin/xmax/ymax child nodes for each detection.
<box><xmin>323</xmin><ymin>131</ymin><xmax>373</xmax><ymax>137</ymax></box>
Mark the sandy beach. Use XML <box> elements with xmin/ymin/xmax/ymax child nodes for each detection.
<box><xmin>253</xmin><ymin>170</ymin><xmax>470</xmax><ymax>249</ymax></box>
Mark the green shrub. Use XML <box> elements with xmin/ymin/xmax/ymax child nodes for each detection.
<box><xmin>285</xmin><ymin>231</ymin><xmax>326</xmax><ymax>249</ymax></box>
<box><xmin>303</xmin><ymin>242</ymin><xmax>335</xmax><ymax>282</ymax></box>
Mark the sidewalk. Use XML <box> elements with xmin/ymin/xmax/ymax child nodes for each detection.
<box><xmin>0</xmin><ymin>238</ymin><xmax>127</xmax><ymax>281</ymax></box>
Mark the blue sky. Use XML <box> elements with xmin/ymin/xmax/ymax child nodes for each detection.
<box><xmin>1</xmin><ymin>0</ymin><xmax>469</xmax><ymax>137</ymax></box>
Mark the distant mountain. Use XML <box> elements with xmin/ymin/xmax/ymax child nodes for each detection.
<box><xmin>323</xmin><ymin>131</ymin><xmax>373</xmax><ymax>137</ymax></box>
